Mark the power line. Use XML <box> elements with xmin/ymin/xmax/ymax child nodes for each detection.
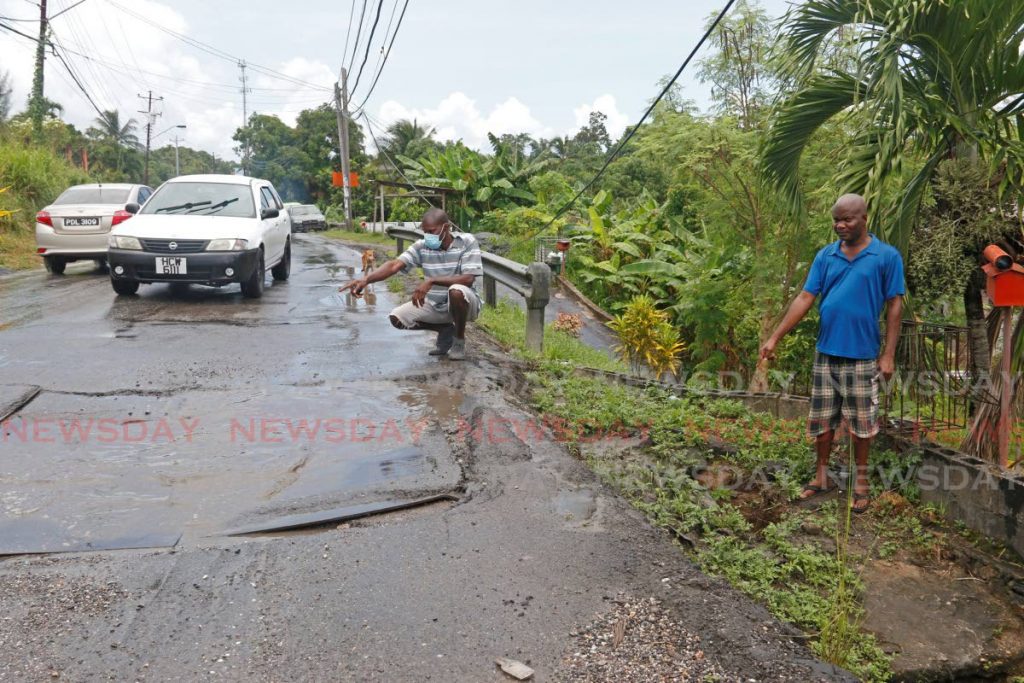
<box><xmin>0</xmin><ymin>18</ymin><xmax>40</xmax><ymax>41</ymax></box>
<box><xmin>533</xmin><ymin>0</ymin><xmax>737</xmax><ymax>236</ymax></box>
<box><xmin>346</xmin><ymin>0</ymin><xmax>369</xmax><ymax>74</ymax></box>
<box><xmin>341</xmin><ymin>0</ymin><xmax>356</xmax><ymax>74</ymax></box>
<box><xmin>362</xmin><ymin>110</ymin><xmax>438</xmax><ymax>211</ymax></box>
<box><xmin>351</xmin><ymin>0</ymin><xmax>410</xmax><ymax>115</ymax></box>
<box><xmin>348</xmin><ymin>0</ymin><xmax>384</xmax><ymax>97</ymax></box>
<box><xmin>103</xmin><ymin>0</ymin><xmax>331</xmax><ymax>91</ymax></box>
<box><xmin>50</xmin><ymin>42</ymin><xmax>106</xmax><ymax>118</ymax></box>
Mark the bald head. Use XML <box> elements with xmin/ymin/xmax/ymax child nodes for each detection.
<box><xmin>831</xmin><ymin>193</ymin><xmax>868</xmax><ymax>244</ymax></box>
<box><xmin>832</xmin><ymin>193</ymin><xmax>867</xmax><ymax>215</ymax></box>
<box><xmin>421</xmin><ymin>208</ymin><xmax>450</xmax><ymax>228</ymax></box>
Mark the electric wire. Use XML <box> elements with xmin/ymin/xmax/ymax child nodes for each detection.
<box><xmin>50</xmin><ymin>41</ymin><xmax>106</xmax><ymax>118</ymax></box>
<box><xmin>348</xmin><ymin>0</ymin><xmax>384</xmax><ymax>97</ymax></box>
<box><xmin>345</xmin><ymin>0</ymin><xmax>369</xmax><ymax>74</ymax></box>
<box><xmin>358</xmin><ymin>0</ymin><xmax>398</xmax><ymax>96</ymax></box>
<box><xmin>350</xmin><ymin>0</ymin><xmax>409</xmax><ymax>115</ymax></box>
<box><xmin>531</xmin><ymin>0</ymin><xmax>737</xmax><ymax>237</ymax></box>
<box><xmin>103</xmin><ymin>0</ymin><xmax>331</xmax><ymax>91</ymax></box>
<box><xmin>341</xmin><ymin>0</ymin><xmax>356</xmax><ymax>75</ymax></box>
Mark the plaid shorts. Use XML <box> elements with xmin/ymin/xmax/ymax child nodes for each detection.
<box><xmin>808</xmin><ymin>352</ymin><xmax>880</xmax><ymax>439</ymax></box>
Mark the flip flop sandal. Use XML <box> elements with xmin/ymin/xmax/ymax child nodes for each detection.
<box><xmin>800</xmin><ymin>482</ymin><xmax>837</xmax><ymax>501</ymax></box>
<box><xmin>851</xmin><ymin>492</ymin><xmax>871</xmax><ymax>514</ymax></box>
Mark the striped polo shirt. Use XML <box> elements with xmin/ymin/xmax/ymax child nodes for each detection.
<box><xmin>397</xmin><ymin>232</ymin><xmax>483</xmax><ymax>311</ymax></box>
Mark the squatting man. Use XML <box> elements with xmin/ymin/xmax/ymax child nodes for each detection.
<box><xmin>339</xmin><ymin>208</ymin><xmax>484</xmax><ymax>360</ymax></box>
<box><xmin>760</xmin><ymin>194</ymin><xmax>905</xmax><ymax>514</ymax></box>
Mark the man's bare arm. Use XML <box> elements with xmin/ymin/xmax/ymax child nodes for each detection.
<box><xmin>878</xmin><ymin>295</ymin><xmax>903</xmax><ymax>379</ymax></box>
<box><xmin>760</xmin><ymin>291</ymin><xmax>817</xmax><ymax>360</ymax></box>
<box><xmin>339</xmin><ymin>259</ymin><xmax>405</xmax><ymax>293</ymax></box>
<box><xmin>423</xmin><ymin>274</ymin><xmax>476</xmax><ymax>288</ymax></box>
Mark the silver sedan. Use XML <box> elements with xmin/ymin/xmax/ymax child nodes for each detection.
<box><xmin>36</xmin><ymin>183</ymin><xmax>153</xmax><ymax>274</ymax></box>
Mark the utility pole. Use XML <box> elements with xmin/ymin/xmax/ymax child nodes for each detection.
<box><xmin>333</xmin><ymin>69</ymin><xmax>353</xmax><ymax>230</ymax></box>
<box><xmin>29</xmin><ymin>0</ymin><xmax>48</xmax><ymax>141</ymax></box>
<box><xmin>171</xmin><ymin>132</ymin><xmax>184</xmax><ymax>176</ymax></box>
<box><xmin>137</xmin><ymin>91</ymin><xmax>163</xmax><ymax>186</ymax></box>
<box><xmin>239</xmin><ymin>60</ymin><xmax>251</xmax><ymax>175</ymax></box>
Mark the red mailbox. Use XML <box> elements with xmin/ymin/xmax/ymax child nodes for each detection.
<box><xmin>982</xmin><ymin>245</ymin><xmax>1024</xmax><ymax>306</ymax></box>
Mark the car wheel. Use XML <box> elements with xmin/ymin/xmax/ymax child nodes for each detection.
<box><xmin>95</xmin><ymin>258</ymin><xmax>108</xmax><ymax>273</ymax></box>
<box><xmin>44</xmin><ymin>256</ymin><xmax>66</xmax><ymax>275</ymax></box>
<box><xmin>240</xmin><ymin>249</ymin><xmax>265</xmax><ymax>298</ymax></box>
<box><xmin>111</xmin><ymin>276</ymin><xmax>139</xmax><ymax>295</ymax></box>
<box><xmin>271</xmin><ymin>240</ymin><xmax>290</xmax><ymax>281</ymax></box>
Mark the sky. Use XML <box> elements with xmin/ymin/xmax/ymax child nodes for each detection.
<box><xmin>0</xmin><ymin>0</ymin><xmax>795</xmax><ymax>161</ymax></box>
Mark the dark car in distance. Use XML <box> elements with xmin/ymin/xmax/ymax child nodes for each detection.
<box><xmin>288</xmin><ymin>204</ymin><xmax>326</xmax><ymax>232</ymax></box>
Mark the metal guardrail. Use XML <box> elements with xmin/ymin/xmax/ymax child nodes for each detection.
<box><xmin>385</xmin><ymin>226</ymin><xmax>551</xmax><ymax>352</ymax></box>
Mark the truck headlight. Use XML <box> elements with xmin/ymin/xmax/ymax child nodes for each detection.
<box><xmin>109</xmin><ymin>235</ymin><xmax>142</xmax><ymax>250</ymax></box>
<box><xmin>207</xmin><ymin>238</ymin><xmax>248</xmax><ymax>251</ymax></box>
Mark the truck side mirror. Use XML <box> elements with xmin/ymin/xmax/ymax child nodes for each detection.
<box><xmin>124</xmin><ymin>202</ymin><xmax>140</xmax><ymax>215</ymax></box>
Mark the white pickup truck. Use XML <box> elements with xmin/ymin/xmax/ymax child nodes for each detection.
<box><xmin>107</xmin><ymin>174</ymin><xmax>291</xmax><ymax>298</ymax></box>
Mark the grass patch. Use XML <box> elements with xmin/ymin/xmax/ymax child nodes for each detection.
<box><xmin>386</xmin><ymin>277</ymin><xmax>406</xmax><ymax>294</ymax></box>
<box><xmin>0</xmin><ymin>138</ymin><xmax>91</xmax><ymax>271</ymax></box>
<box><xmin>321</xmin><ymin>228</ymin><xmax>395</xmax><ymax>247</ymax></box>
<box><xmin>525</xmin><ymin>372</ymin><xmax>896</xmax><ymax>681</ymax></box>
<box><xmin>478</xmin><ymin>300</ymin><xmax>624</xmax><ymax>372</ymax></box>
<box><xmin>0</xmin><ymin>222</ymin><xmax>39</xmax><ymax>270</ymax></box>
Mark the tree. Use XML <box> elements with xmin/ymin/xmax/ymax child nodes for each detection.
<box><xmin>89</xmin><ymin>110</ymin><xmax>140</xmax><ymax>148</ymax></box>
<box><xmin>696</xmin><ymin>0</ymin><xmax>775</xmax><ymax>128</ymax></box>
<box><xmin>762</xmin><ymin>0</ymin><xmax>1024</xmax><ymax>455</ymax></box>
<box><xmin>85</xmin><ymin>110</ymin><xmax>141</xmax><ymax>177</ymax></box>
<box><xmin>0</xmin><ymin>70</ymin><xmax>13</xmax><ymax>123</ymax></box>
<box><xmin>378</xmin><ymin>118</ymin><xmax>437</xmax><ymax>160</ymax></box>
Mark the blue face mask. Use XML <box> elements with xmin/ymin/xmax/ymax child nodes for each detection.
<box><xmin>423</xmin><ymin>226</ymin><xmax>447</xmax><ymax>250</ymax></box>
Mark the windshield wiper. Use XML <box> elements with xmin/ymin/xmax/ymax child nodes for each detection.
<box><xmin>188</xmin><ymin>197</ymin><xmax>239</xmax><ymax>215</ymax></box>
<box><xmin>156</xmin><ymin>201</ymin><xmax>211</xmax><ymax>214</ymax></box>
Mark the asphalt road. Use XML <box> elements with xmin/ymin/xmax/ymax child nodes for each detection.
<box><xmin>0</xmin><ymin>235</ymin><xmax>852</xmax><ymax>681</ymax></box>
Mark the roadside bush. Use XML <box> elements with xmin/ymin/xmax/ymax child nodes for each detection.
<box><xmin>0</xmin><ymin>138</ymin><xmax>90</xmax><ymax>269</ymax></box>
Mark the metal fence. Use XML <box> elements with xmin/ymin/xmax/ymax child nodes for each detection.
<box><xmin>881</xmin><ymin>320</ymin><xmax>982</xmax><ymax>436</ymax></box>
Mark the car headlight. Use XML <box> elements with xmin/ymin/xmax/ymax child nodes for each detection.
<box><xmin>109</xmin><ymin>235</ymin><xmax>142</xmax><ymax>250</ymax></box>
<box><xmin>206</xmin><ymin>238</ymin><xmax>248</xmax><ymax>251</ymax></box>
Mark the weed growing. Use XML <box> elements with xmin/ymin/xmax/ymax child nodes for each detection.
<box><xmin>528</xmin><ymin>372</ymin><xmax>895</xmax><ymax>681</ymax></box>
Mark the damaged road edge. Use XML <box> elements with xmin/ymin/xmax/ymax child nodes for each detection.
<box><xmin>220</xmin><ymin>493</ymin><xmax>461</xmax><ymax>536</ymax></box>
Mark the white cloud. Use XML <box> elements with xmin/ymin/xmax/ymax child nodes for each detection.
<box><xmin>375</xmin><ymin>92</ymin><xmax>554</xmax><ymax>150</ymax></box>
<box><xmin>573</xmin><ymin>94</ymin><xmax>630</xmax><ymax>140</ymax></box>
<box><xmin>373</xmin><ymin>91</ymin><xmax>632</xmax><ymax>152</ymax></box>
<box><xmin>0</xmin><ymin>0</ymin><xmax>334</xmax><ymax>164</ymax></box>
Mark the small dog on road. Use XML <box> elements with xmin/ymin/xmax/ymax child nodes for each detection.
<box><xmin>361</xmin><ymin>249</ymin><xmax>376</xmax><ymax>275</ymax></box>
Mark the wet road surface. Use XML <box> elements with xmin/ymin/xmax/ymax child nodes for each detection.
<box><xmin>0</xmin><ymin>235</ymin><xmax>852</xmax><ymax>681</ymax></box>
<box><xmin>0</xmin><ymin>235</ymin><xmax>461</xmax><ymax>553</ymax></box>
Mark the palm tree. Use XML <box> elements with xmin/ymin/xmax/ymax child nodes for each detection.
<box><xmin>765</xmin><ymin>1</ymin><xmax>1024</xmax><ymax>464</ymax></box>
<box><xmin>379</xmin><ymin>118</ymin><xmax>435</xmax><ymax>159</ymax></box>
<box><xmin>761</xmin><ymin>0</ymin><xmax>1024</xmax><ymax>449</ymax></box>
<box><xmin>87</xmin><ymin>110</ymin><xmax>141</xmax><ymax>175</ymax></box>
<box><xmin>91</xmin><ymin>110</ymin><xmax>140</xmax><ymax>148</ymax></box>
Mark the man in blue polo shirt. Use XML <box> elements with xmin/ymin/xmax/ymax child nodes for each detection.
<box><xmin>760</xmin><ymin>194</ymin><xmax>904</xmax><ymax>514</ymax></box>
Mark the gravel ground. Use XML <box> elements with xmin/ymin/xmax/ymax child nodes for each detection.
<box><xmin>556</xmin><ymin>595</ymin><xmax>742</xmax><ymax>682</ymax></box>
<box><xmin>0</xmin><ymin>561</ymin><xmax>131</xmax><ymax>681</ymax></box>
